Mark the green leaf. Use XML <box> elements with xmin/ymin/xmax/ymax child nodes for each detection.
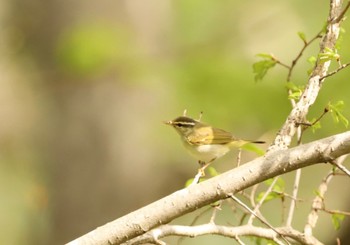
<box><xmin>318</xmin><ymin>47</ymin><xmax>340</xmax><ymax>62</ymax></box>
<box><xmin>335</xmin><ymin>27</ymin><xmax>346</xmax><ymax>50</ymax></box>
<box><xmin>321</xmin><ymin>21</ymin><xmax>328</xmax><ymax>34</ymax></box>
<box><xmin>253</xmin><ymin>54</ymin><xmax>277</xmax><ymax>82</ymax></box>
<box><xmin>307</xmin><ymin>56</ymin><xmax>317</xmax><ymax>75</ymax></box>
<box><xmin>286</xmin><ymin>82</ymin><xmax>303</xmax><ymax>100</ymax></box>
<box><xmin>256</xmin><ymin>53</ymin><xmax>275</xmax><ymax>59</ymax></box>
<box><xmin>297</xmin><ymin>31</ymin><xmax>307</xmax><ymax>43</ymax></box>
<box><xmin>288</xmin><ymin>91</ymin><xmax>302</xmax><ymax>100</ymax></box>
<box><xmin>310</xmin><ymin>120</ymin><xmax>322</xmax><ymax>133</ymax></box>
<box><xmin>331</xmin><ymin>213</ymin><xmax>345</xmax><ymax>230</ymax></box>
<box><xmin>242</xmin><ymin>143</ymin><xmax>265</xmax><ymax>156</ymax></box>
<box><xmin>264</xmin><ymin>178</ymin><xmax>274</xmax><ymax>186</ymax></box>
<box><xmin>285</xmin><ymin>81</ymin><xmax>299</xmax><ymax>91</ymax></box>
<box><xmin>256</xmin><ymin>178</ymin><xmax>285</xmax><ymax>203</ymax></box>
<box><xmin>255</xmin><ymin>237</ymin><xmax>278</xmax><ymax>245</ymax></box>
<box><xmin>313</xmin><ymin>190</ymin><xmax>322</xmax><ymax>198</ymax></box>
<box><xmin>185</xmin><ymin>177</ymin><xmax>205</xmax><ymax>187</ymax></box>
<box><xmin>264</xmin><ymin>177</ymin><xmax>285</xmax><ymax>191</ymax></box>
<box><xmin>256</xmin><ymin>191</ymin><xmax>280</xmax><ymax>203</ymax></box>
<box><xmin>207</xmin><ymin>167</ymin><xmax>220</xmax><ymax>177</ymax></box>
<box><xmin>307</xmin><ymin>56</ymin><xmax>317</xmax><ymax>65</ymax></box>
<box><xmin>185</xmin><ymin>178</ymin><xmax>194</xmax><ymax>187</ymax></box>
<box><xmin>328</xmin><ymin>101</ymin><xmax>349</xmax><ymax>128</ymax></box>
<box><xmin>210</xmin><ymin>201</ymin><xmax>221</xmax><ymax>207</ymax></box>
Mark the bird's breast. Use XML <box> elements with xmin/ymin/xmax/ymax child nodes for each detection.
<box><xmin>182</xmin><ymin>140</ymin><xmax>231</xmax><ymax>162</ymax></box>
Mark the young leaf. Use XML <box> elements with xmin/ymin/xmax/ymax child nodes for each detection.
<box><xmin>256</xmin><ymin>178</ymin><xmax>285</xmax><ymax>203</ymax></box>
<box><xmin>264</xmin><ymin>177</ymin><xmax>285</xmax><ymax>191</ymax></box>
<box><xmin>256</xmin><ymin>191</ymin><xmax>280</xmax><ymax>203</ymax></box>
<box><xmin>185</xmin><ymin>178</ymin><xmax>195</xmax><ymax>187</ymax></box>
<box><xmin>331</xmin><ymin>213</ymin><xmax>345</xmax><ymax>230</ymax></box>
<box><xmin>313</xmin><ymin>190</ymin><xmax>322</xmax><ymax>198</ymax></box>
<box><xmin>185</xmin><ymin>177</ymin><xmax>205</xmax><ymax>187</ymax></box>
<box><xmin>285</xmin><ymin>81</ymin><xmax>299</xmax><ymax>91</ymax></box>
<box><xmin>242</xmin><ymin>143</ymin><xmax>265</xmax><ymax>156</ymax></box>
<box><xmin>298</xmin><ymin>31</ymin><xmax>307</xmax><ymax>44</ymax></box>
<box><xmin>207</xmin><ymin>167</ymin><xmax>219</xmax><ymax>177</ymax></box>
<box><xmin>328</xmin><ymin>101</ymin><xmax>349</xmax><ymax>128</ymax></box>
<box><xmin>307</xmin><ymin>56</ymin><xmax>317</xmax><ymax>65</ymax></box>
<box><xmin>307</xmin><ymin>56</ymin><xmax>317</xmax><ymax>75</ymax></box>
<box><xmin>318</xmin><ymin>47</ymin><xmax>340</xmax><ymax>62</ymax></box>
<box><xmin>256</xmin><ymin>53</ymin><xmax>275</xmax><ymax>59</ymax></box>
<box><xmin>253</xmin><ymin>54</ymin><xmax>277</xmax><ymax>82</ymax></box>
<box><xmin>335</xmin><ymin>27</ymin><xmax>345</xmax><ymax>50</ymax></box>
<box><xmin>286</xmin><ymin>82</ymin><xmax>303</xmax><ymax>100</ymax></box>
<box><xmin>288</xmin><ymin>91</ymin><xmax>302</xmax><ymax>100</ymax></box>
<box><xmin>311</xmin><ymin>120</ymin><xmax>322</xmax><ymax>133</ymax></box>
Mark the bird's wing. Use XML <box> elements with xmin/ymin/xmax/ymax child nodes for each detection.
<box><xmin>186</xmin><ymin>126</ymin><xmax>236</xmax><ymax>145</ymax></box>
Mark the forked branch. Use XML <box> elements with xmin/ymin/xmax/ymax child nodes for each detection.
<box><xmin>68</xmin><ymin>131</ymin><xmax>350</xmax><ymax>245</ymax></box>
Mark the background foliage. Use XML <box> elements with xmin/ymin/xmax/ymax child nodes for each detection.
<box><xmin>1</xmin><ymin>0</ymin><xmax>350</xmax><ymax>244</ymax></box>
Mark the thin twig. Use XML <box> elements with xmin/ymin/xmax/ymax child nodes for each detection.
<box><xmin>296</xmin><ymin>106</ymin><xmax>330</xmax><ymax>144</ymax></box>
<box><xmin>304</xmin><ymin>153</ymin><xmax>348</xmax><ymax>236</ymax></box>
<box><xmin>176</xmin><ymin>206</ymin><xmax>213</xmax><ymax>245</ymax></box>
<box><xmin>237</xmin><ymin>148</ymin><xmax>242</xmax><ymax>167</ymax></box>
<box><xmin>330</xmin><ymin>159</ymin><xmax>350</xmax><ymax>177</ymax></box>
<box><xmin>274</xmin><ymin>58</ymin><xmax>291</xmax><ymax>70</ymax></box>
<box><xmin>230</xmin><ymin>195</ymin><xmax>290</xmax><ymax>245</ymax></box>
<box><xmin>286</xmin><ymin>169</ymin><xmax>301</xmax><ymax>227</ymax></box>
<box><xmin>190</xmin><ymin>170</ymin><xmax>203</xmax><ymax>186</ymax></box>
<box><xmin>287</xmin><ymin>30</ymin><xmax>323</xmax><ymax>82</ymax></box>
<box><xmin>321</xmin><ymin>207</ymin><xmax>350</xmax><ymax>216</ymax></box>
<box><xmin>272</xmin><ymin>190</ymin><xmax>303</xmax><ymax>202</ymax></box>
<box><xmin>209</xmin><ymin>201</ymin><xmax>222</xmax><ymax>223</ymax></box>
<box><xmin>320</xmin><ymin>62</ymin><xmax>350</xmax><ymax>80</ymax></box>
<box><xmin>250</xmin><ymin>184</ymin><xmax>259</xmax><ymax>208</ymax></box>
<box><xmin>248</xmin><ymin>177</ymin><xmax>279</xmax><ymax>225</ymax></box>
<box><xmin>234</xmin><ymin>235</ymin><xmax>245</xmax><ymax>245</ymax></box>
<box><xmin>286</xmin><ymin>126</ymin><xmax>303</xmax><ymax>227</ymax></box>
<box><xmin>304</xmin><ymin>171</ymin><xmax>334</xmax><ymax>237</ymax></box>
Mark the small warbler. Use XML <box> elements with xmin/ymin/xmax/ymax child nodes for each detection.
<box><xmin>165</xmin><ymin>115</ymin><xmax>265</xmax><ymax>171</ymax></box>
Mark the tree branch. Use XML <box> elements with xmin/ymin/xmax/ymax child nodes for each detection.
<box><xmin>304</xmin><ymin>170</ymin><xmax>334</xmax><ymax>237</ymax></box>
<box><xmin>304</xmin><ymin>154</ymin><xmax>349</xmax><ymax>237</ymax></box>
<box><xmin>124</xmin><ymin>224</ymin><xmax>323</xmax><ymax>245</ymax></box>
<box><xmin>68</xmin><ymin>131</ymin><xmax>350</xmax><ymax>245</ymax></box>
<box><xmin>268</xmin><ymin>0</ymin><xmax>344</xmax><ymax>152</ymax></box>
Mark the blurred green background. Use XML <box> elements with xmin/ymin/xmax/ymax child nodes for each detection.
<box><xmin>1</xmin><ymin>0</ymin><xmax>350</xmax><ymax>244</ymax></box>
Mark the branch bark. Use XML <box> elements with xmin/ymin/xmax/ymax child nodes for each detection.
<box><xmin>268</xmin><ymin>0</ymin><xmax>344</xmax><ymax>152</ymax></box>
<box><xmin>68</xmin><ymin>130</ymin><xmax>350</xmax><ymax>245</ymax></box>
<box><xmin>126</xmin><ymin>224</ymin><xmax>322</xmax><ymax>245</ymax></box>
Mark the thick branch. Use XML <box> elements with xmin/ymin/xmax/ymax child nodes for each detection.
<box><xmin>68</xmin><ymin>131</ymin><xmax>350</xmax><ymax>245</ymax></box>
<box><xmin>269</xmin><ymin>0</ymin><xmax>344</xmax><ymax>152</ymax></box>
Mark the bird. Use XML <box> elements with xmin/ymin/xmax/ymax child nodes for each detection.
<box><xmin>165</xmin><ymin>115</ymin><xmax>265</xmax><ymax>173</ymax></box>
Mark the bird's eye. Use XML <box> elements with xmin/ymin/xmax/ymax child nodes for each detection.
<box><xmin>175</xmin><ymin>122</ymin><xmax>194</xmax><ymax>128</ymax></box>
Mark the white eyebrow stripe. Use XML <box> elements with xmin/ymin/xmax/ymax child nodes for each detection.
<box><xmin>173</xmin><ymin>122</ymin><xmax>195</xmax><ymax>126</ymax></box>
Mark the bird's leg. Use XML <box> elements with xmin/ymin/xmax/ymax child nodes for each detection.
<box><xmin>197</xmin><ymin>160</ymin><xmax>206</xmax><ymax>177</ymax></box>
<box><xmin>190</xmin><ymin>159</ymin><xmax>216</xmax><ymax>186</ymax></box>
<box><xmin>198</xmin><ymin>158</ymin><xmax>216</xmax><ymax>177</ymax></box>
